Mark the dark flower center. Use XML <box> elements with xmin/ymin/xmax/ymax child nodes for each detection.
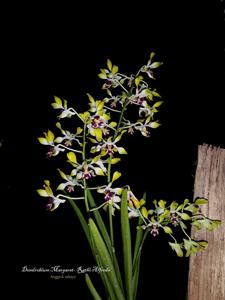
<box><xmin>46</xmin><ymin>197</ymin><xmax>54</xmax><ymax>210</ymax></box>
<box><xmin>104</xmin><ymin>190</ymin><xmax>115</xmax><ymax>201</ymax></box>
<box><xmin>83</xmin><ymin>167</ymin><xmax>92</xmax><ymax>180</ymax></box>
<box><xmin>67</xmin><ymin>185</ymin><xmax>74</xmax><ymax>193</ymax></box>
<box><xmin>150</xmin><ymin>225</ymin><xmax>159</xmax><ymax>237</ymax></box>
<box><xmin>170</xmin><ymin>213</ymin><xmax>178</xmax><ymax>226</ymax></box>
<box><xmin>91</xmin><ymin>116</ymin><xmax>104</xmax><ymax>129</ymax></box>
<box><xmin>46</xmin><ymin>147</ymin><xmax>54</xmax><ymax>158</ymax></box>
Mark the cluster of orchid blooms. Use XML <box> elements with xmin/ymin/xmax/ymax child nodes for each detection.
<box><xmin>37</xmin><ymin>54</ymin><xmax>220</xmax><ymax>257</ymax></box>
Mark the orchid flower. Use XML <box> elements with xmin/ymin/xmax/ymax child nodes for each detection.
<box><xmin>66</xmin><ymin>152</ymin><xmax>107</xmax><ymax>180</ymax></box>
<box><xmin>86</xmin><ymin>111</ymin><xmax>116</xmax><ymax>142</ymax></box>
<box><xmin>98</xmin><ymin>59</ymin><xmax>124</xmax><ymax>89</ymax></box>
<box><xmin>141</xmin><ymin>52</ymin><xmax>163</xmax><ymax>79</ymax></box>
<box><xmin>51</xmin><ymin>96</ymin><xmax>76</xmax><ymax>119</ymax></box>
<box><xmin>97</xmin><ymin>183</ymin><xmax>123</xmax><ymax>215</ymax></box>
<box><xmin>134</xmin><ymin>116</ymin><xmax>161</xmax><ymax>137</ymax></box>
<box><xmin>38</xmin><ymin>129</ymin><xmax>65</xmax><ymax>157</ymax></box>
<box><xmin>90</xmin><ymin>131</ymin><xmax>127</xmax><ymax>157</ymax></box>
<box><xmin>56</xmin><ymin>122</ymin><xmax>83</xmax><ymax>147</ymax></box>
<box><xmin>37</xmin><ymin>180</ymin><xmax>66</xmax><ymax>211</ymax></box>
<box><xmin>57</xmin><ymin>168</ymin><xmax>83</xmax><ymax>192</ymax></box>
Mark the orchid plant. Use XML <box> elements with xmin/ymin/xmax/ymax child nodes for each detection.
<box><xmin>37</xmin><ymin>53</ymin><xmax>221</xmax><ymax>300</ymax></box>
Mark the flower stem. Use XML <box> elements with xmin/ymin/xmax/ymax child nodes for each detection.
<box><xmin>57</xmin><ymin>194</ymin><xmax>84</xmax><ymax>200</ymax></box>
<box><xmin>82</xmin><ymin>121</ymin><xmax>89</xmax><ymax>212</ymax></box>
<box><xmin>58</xmin><ymin>144</ymin><xmax>83</xmax><ymax>153</ymax></box>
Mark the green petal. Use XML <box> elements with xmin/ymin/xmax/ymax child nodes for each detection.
<box><xmin>194</xmin><ymin>198</ymin><xmax>208</xmax><ymax>205</ymax></box>
<box><xmin>163</xmin><ymin>226</ymin><xmax>173</xmax><ymax>234</ymax></box>
<box><xmin>150</xmin><ymin>62</ymin><xmax>163</xmax><ymax>69</ymax></box>
<box><xmin>112</xmin><ymin>65</ymin><xmax>118</xmax><ymax>74</ymax></box>
<box><xmin>169</xmin><ymin>242</ymin><xmax>183</xmax><ymax>257</ymax></box>
<box><xmin>117</xmin><ymin>147</ymin><xmax>127</xmax><ymax>154</ymax></box>
<box><xmin>109</xmin><ymin>122</ymin><xmax>117</xmax><ymax>128</ymax></box>
<box><xmin>47</xmin><ymin>130</ymin><xmax>55</xmax><ymax>143</ymax></box>
<box><xmin>57</xmin><ymin>169</ymin><xmax>68</xmax><ymax>180</ymax></box>
<box><xmin>87</xmin><ymin>93</ymin><xmax>95</xmax><ymax>103</ymax></box>
<box><xmin>111</xmin><ymin>158</ymin><xmax>121</xmax><ymax>164</ymax></box>
<box><xmin>37</xmin><ymin>189</ymin><xmax>49</xmax><ymax>197</ymax></box>
<box><xmin>67</xmin><ymin>152</ymin><xmax>77</xmax><ymax>164</ymax></box>
<box><xmin>94</xmin><ymin>128</ymin><xmax>102</xmax><ymax>142</ymax></box>
<box><xmin>98</xmin><ymin>73</ymin><xmax>107</xmax><ymax>79</ymax></box>
<box><xmin>54</xmin><ymin>96</ymin><xmax>62</xmax><ymax>106</ymax></box>
<box><xmin>56</xmin><ymin>183</ymin><xmax>67</xmax><ymax>190</ymax></box>
<box><xmin>76</xmin><ymin>127</ymin><xmax>83</xmax><ymax>135</ymax></box>
<box><xmin>107</xmin><ymin>59</ymin><xmax>112</xmax><ymax>70</ymax></box>
<box><xmin>141</xmin><ymin>207</ymin><xmax>148</xmax><ymax>219</ymax></box>
<box><xmin>51</xmin><ymin>103</ymin><xmax>62</xmax><ymax>109</ymax></box>
<box><xmin>54</xmin><ymin>137</ymin><xmax>63</xmax><ymax>143</ymax></box>
<box><xmin>180</xmin><ymin>213</ymin><xmax>191</xmax><ymax>220</ymax></box>
<box><xmin>94</xmin><ymin>167</ymin><xmax>105</xmax><ymax>176</ymax></box>
<box><xmin>112</xmin><ymin>171</ymin><xmax>121</xmax><ymax>182</ymax></box>
<box><xmin>38</xmin><ymin>137</ymin><xmax>48</xmax><ymax>145</ymax></box>
<box><xmin>153</xmin><ymin>101</ymin><xmax>163</xmax><ymax>108</ymax></box>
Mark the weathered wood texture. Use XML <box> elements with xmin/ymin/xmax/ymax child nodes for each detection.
<box><xmin>188</xmin><ymin>144</ymin><xmax>225</xmax><ymax>300</ymax></box>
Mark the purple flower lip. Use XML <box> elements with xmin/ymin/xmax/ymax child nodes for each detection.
<box><xmin>104</xmin><ymin>191</ymin><xmax>115</xmax><ymax>201</ymax></box>
<box><xmin>46</xmin><ymin>146</ymin><xmax>54</xmax><ymax>158</ymax></box>
<box><xmin>150</xmin><ymin>225</ymin><xmax>159</xmax><ymax>237</ymax></box>
<box><xmin>67</xmin><ymin>185</ymin><xmax>74</xmax><ymax>193</ymax></box>
<box><xmin>83</xmin><ymin>172</ymin><xmax>92</xmax><ymax>180</ymax></box>
<box><xmin>46</xmin><ymin>197</ymin><xmax>54</xmax><ymax>210</ymax></box>
<box><xmin>91</xmin><ymin>116</ymin><xmax>104</xmax><ymax>128</ymax></box>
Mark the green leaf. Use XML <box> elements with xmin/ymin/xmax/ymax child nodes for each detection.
<box><xmin>121</xmin><ymin>189</ymin><xmax>133</xmax><ymax>300</ymax></box>
<box><xmin>132</xmin><ymin>193</ymin><xmax>148</xmax><ymax>299</ymax></box>
<box><xmin>87</xmin><ymin>190</ymin><xmax>124</xmax><ymax>294</ymax></box>
<box><xmin>67</xmin><ymin>198</ymin><xmax>91</xmax><ymax>247</ymax></box>
<box><xmin>89</xmin><ymin>219</ymin><xmax>125</xmax><ymax>300</ymax></box>
<box><xmin>85</xmin><ymin>274</ymin><xmax>102</xmax><ymax>300</ymax></box>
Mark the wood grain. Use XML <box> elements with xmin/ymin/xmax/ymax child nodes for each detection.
<box><xmin>188</xmin><ymin>144</ymin><xmax>225</xmax><ymax>300</ymax></box>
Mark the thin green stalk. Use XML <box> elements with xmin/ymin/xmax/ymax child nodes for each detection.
<box><xmin>85</xmin><ymin>274</ymin><xmax>102</xmax><ymax>300</ymax></box>
<box><xmin>132</xmin><ymin>229</ymin><xmax>149</xmax><ymax>299</ymax></box>
<box><xmin>82</xmin><ymin>121</ymin><xmax>89</xmax><ymax>212</ymax></box>
<box><xmin>121</xmin><ymin>189</ymin><xmax>133</xmax><ymax>300</ymax></box>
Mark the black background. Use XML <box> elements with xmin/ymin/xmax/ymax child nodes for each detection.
<box><xmin>2</xmin><ymin>1</ymin><xmax>224</xmax><ymax>299</ymax></box>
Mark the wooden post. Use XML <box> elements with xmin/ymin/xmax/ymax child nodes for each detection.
<box><xmin>188</xmin><ymin>144</ymin><xmax>225</xmax><ymax>300</ymax></box>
